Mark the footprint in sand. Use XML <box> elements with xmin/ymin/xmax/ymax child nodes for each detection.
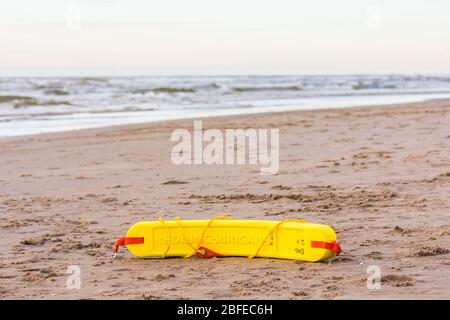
<box><xmin>271</xmin><ymin>185</ymin><xmax>292</xmax><ymax>191</ymax></box>
<box><xmin>413</xmin><ymin>245</ymin><xmax>449</xmax><ymax>257</ymax></box>
<box><xmin>382</xmin><ymin>274</ymin><xmax>415</xmax><ymax>287</ymax></box>
<box><xmin>161</xmin><ymin>180</ymin><xmax>189</xmax><ymax>185</ymax></box>
<box><xmin>154</xmin><ymin>274</ymin><xmax>176</xmax><ymax>281</ymax></box>
<box><xmin>20</xmin><ymin>235</ymin><xmax>47</xmax><ymax>246</ymax></box>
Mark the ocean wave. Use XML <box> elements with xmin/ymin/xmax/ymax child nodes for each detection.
<box><xmin>133</xmin><ymin>83</ymin><xmax>221</xmax><ymax>95</ymax></box>
<box><xmin>78</xmin><ymin>77</ymin><xmax>109</xmax><ymax>85</ymax></box>
<box><xmin>352</xmin><ymin>81</ymin><xmax>397</xmax><ymax>90</ymax></box>
<box><xmin>131</xmin><ymin>87</ymin><xmax>196</xmax><ymax>95</ymax></box>
<box><xmin>0</xmin><ymin>95</ymin><xmax>39</xmax><ymax>108</ymax></box>
<box><xmin>152</xmin><ymin>87</ymin><xmax>196</xmax><ymax>94</ymax></box>
<box><xmin>44</xmin><ymin>89</ymin><xmax>70</xmax><ymax>96</ymax></box>
<box><xmin>230</xmin><ymin>85</ymin><xmax>302</xmax><ymax>93</ymax></box>
<box><xmin>0</xmin><ymin>95</ymin><xmax>71</xmax><ymax>108</ymax></box>
<box><xmin>193</xmin><ymin>82</ymin><xmax>221</xmax><ymax>90</ymax></box>
<box><xmin>41</xmin><ymin>100</ymin><xmax>71</xmax><ymax>106</ymax></box>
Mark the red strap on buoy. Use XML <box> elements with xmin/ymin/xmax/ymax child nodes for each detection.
<box><xmin>112</xmin><ymin>237</ymin><xmax>144</xmax><ymax>259</ymax></box>
<box><xmin>194</xmin><ymin>246</ymin><xmax>224</xmax><ymax>258</ymax></box>
<box><xmin>311</xmin><ymin>240</ymin><xmax>341</xmax><ymax>256</ymax></box>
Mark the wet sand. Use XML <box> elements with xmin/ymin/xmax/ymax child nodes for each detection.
<box><xmin>0</xmin><ymin>99</ymin><xmax>449</xmax><ymax>299</ymax></box>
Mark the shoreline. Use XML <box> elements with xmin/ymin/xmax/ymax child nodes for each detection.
<box><xmin>1</xmin><ymin>99</ymin><xmax>449</xmax><ymax>299</ymax></box>
<box><xmin>2</xmin><ymin>97</ymin><xmax>450</xmax><ymax>142</ymax></box>
<box><xmin>3</xmin><ymin>93</ymin><xmax>450</xmax><ymax>139</ymax></box>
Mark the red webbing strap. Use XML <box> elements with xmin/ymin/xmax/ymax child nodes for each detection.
<box><xmin>311</xmin><ymin>240</ymin><xmax>341</xmax><ymax>256</ymax></box>
<box><xmin>194</xmin><ymin>246</ymin><xmax>225</xmax><ymax>258</ymax></box>
<box><xmin>112</xmin><ymin>237</ymin><xmax>144</xmax><ymax>259</ymax></box>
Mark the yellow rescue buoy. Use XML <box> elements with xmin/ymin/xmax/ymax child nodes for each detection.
<box><xmin>112</xmin><ymin>216</ymin><xmax>341</xmax><ymax>262</ymax></box>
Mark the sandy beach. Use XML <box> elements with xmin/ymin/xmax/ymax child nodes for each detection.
<box><xmin>0</xmin><ymin>99</ymin><xmax>449</xmax><ymax>300</ymax></box>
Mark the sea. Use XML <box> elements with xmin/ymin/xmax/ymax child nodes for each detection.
<box><xmin>1</xmin><ymin>74</ymin><xmax>450</xmax><ymax>137</ymax></box>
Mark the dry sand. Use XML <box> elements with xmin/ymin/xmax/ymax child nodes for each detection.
<box><xmin>0</xmin><ymin>99</ymin><xmax>449</xmax><ymax>299</ymax></box>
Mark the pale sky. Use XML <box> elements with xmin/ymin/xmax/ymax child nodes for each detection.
<box><xmin>1</xmin><ymin>0</ymin><xmax>449</xmax><ymax>76</ymax></box>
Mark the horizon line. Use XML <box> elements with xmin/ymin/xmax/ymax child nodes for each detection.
<box><xmin>1</xmin><ymin>72</ymin><xmax>450</xmax><ymax>78</ymax></box>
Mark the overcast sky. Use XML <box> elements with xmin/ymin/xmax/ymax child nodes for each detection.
<box><xmin>1</xmin><ymin>0</ymin><xmax>449</xmax><ymax>76</ymax></box>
